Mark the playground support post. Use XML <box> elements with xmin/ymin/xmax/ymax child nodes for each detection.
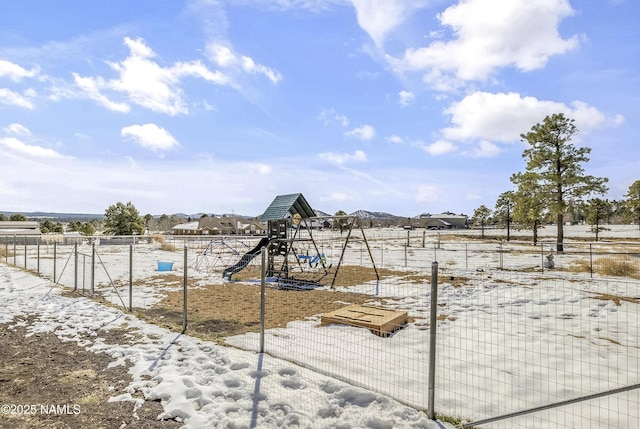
<box><xmin>427</xmin><ymin>261</ymin><xmax>439</xmax><ymax>420</ymax></box>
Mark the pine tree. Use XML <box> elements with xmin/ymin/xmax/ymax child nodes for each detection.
<box><xmin>517</xmin><ymin>113</ymin><xmax>608</xmax><ymax>252</ymax></box>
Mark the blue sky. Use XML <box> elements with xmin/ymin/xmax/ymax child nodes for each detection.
<box><xmin>1</xmin><ymin>0</ymin><xmax>638</xmax><ymax>217</ymax></box>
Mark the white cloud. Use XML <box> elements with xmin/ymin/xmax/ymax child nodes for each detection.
<box><xmin>0</xmin><ymin>88</ymin><xmax>34</xmax><ymax>109</ymax></box>
<box><xmin>465</xmin><ymin>140</ymin><xmax>501</xmax><ymax>158</ymax></box>
<box><xmin>3</xmin><ymin>123</ymin><xmax>31</xmax><ymax>136</ymax></box>
<box><xmin>351</xmin><ymin>0</ymin><xmax>428</xmax><ymax>48</ymax></box>
<box><xmin>317</xmin><ymin>108</ymin><xmax>349</xmax><ymax>127</ymax></box>
<box><xmin>206</xmin><ymin>43</ymin><xmax>282</xmax><ymax>84</ymax></box>
<box><xmin>398</xmin><ymin>90</ymin><xmax>415</xmax><ymax>106</ymax></box>
<box><xmin>0</xmin><ymin>137</ymin><xmax>68</xmax><ymax>159</ymax></box>
<box><xmin>422</xmin><ymin>140</ymin><xmax>457</xmax><ymax>156</ymax></box>
<box><xmin>387</xmin><ymin>134</ymin><xmax>403</xmax><ymax>144</ymax></box>
<box><xmin>74</xmin><ymin>37</ymin><xmax>229</xmax><ymax>115</ymax></box>
<box><xmin>387</xmin><ymin>0</ymin><xmax>581</xmax><ymax>89</ymax></box>
<box><xmin>442</xmin><ymin>91</ymin><xmax>611</xmax><ymax>144</ymax></box>
<box><xmin>318</xmin><ymin>149</ymin><xmax>367</xmax><ymax>165</ymax></box>
<box><xmin>345</xmin><ymin>124</ymin><xmax>376</xmax><ymax>141</ymax></box>
<box><xmin>73</xmin><ymin>73</ymin><xmax>130</xmax><ymax>113</ymax></box>
<box><xmin>121</xmin><ymin>123</ymin><xmax>180</xmax><ymax>152</ymax></box>
<box><xmin>0</xmin><ymin>60</ymin><xmax>39</xmax><ymax>81</ymax></box>
<box><xmin>245</xmin><ymin>162</ymin><xmax>273</xmax><ymax>175</ymax></box>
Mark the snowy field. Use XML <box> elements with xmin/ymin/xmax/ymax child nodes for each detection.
<box><xmin>2</xmin><ymin>225</ymin><xmax>640</xmax><ymax>428</ymax></box>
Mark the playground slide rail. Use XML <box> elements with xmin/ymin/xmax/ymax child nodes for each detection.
<box><xmin>222</xmin><ymin>237</ymin><xmax>269</xmax><ymax>279</ymax></box>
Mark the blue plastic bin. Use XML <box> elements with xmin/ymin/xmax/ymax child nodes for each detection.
<box><xmin>157</xmin><ymin>262</ymin><xmax>174</xmax><ymax>271</ymax></box>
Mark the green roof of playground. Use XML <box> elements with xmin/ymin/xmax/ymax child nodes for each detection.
<box><xmin>258</xmin><ymin>193</ymin><xmax>316</xmax><ymax>221</ymax></box>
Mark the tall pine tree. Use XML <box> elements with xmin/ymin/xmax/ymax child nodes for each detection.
<box><xmin>517</xmin><ymin>113</ymin><xmax>608</xmax><ymax>252</ymax></box>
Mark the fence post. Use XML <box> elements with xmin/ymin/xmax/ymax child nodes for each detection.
<box><xmin>13</xmin><ymin>235</ymin><xmax>17</xmax><ymax>266</ymax></box>
<box><xmin>404</xmin><ymin>244</ymin><xmax>408</xmax><ymax>267</ymax></box>
<box><xmin>499</xmin><ymin>241</ymin><xmax>503</xmax><ymax>270</ymax></box>
<box><xmin>540</xmin><ymin>242</ymin><xmax>544</xmax><ymax>273</ymax></box>
<box><xmin>90</xmin><ymin>242</ymin><xmax>95</xmax><ymax>296</ymax></box>
<box><xmin>422</xmin><ymin>230</ymin><xmax>426</xmax><ymax>248</ymax></box>
<box><xmin>129</xmin><ymin>244</ymin><xmax>133</xmax><ymax>312</ymax></box>
<box><xmin>73</xmin><ymin>243</ymin><xmax>78</xmax><ymax>291</ymax></box>
<box><xmin>182</xmin><ymin>245</ymin><xmax>188</xmax><ymax>333</ymax></box>
<box><xmin>37</xmin><ymin>238</ymin><xmax>40</xmax><ymax>275</ymax></box>
<box><xmin>427</xmin><ymin>261</ymin><xmax>439</xmax><ymax>420</ymax></box>
<box><xmin>589</xmin><ymin>243</ymin><xmax>593</xmax><ymax>278</ymax></box>
<box><xmin>465</xmin><ymin>243</ymin><xmax>468</xmax><ymax>271</ymax></box>
<box><xmin>53</xmin><ymin>241</ymin><xmax>57</xmax><ymax>283</ymax></box>
<box><xmin>260</xmin><ymin>246</ymin><xmax>266</xmax><ymax>353</ymax></box>
<box><xmin>5</xmin><ymin>241</ymin><xmax>8</xmax><ymax>263</ymax></box>
<box><xmin>24</xmin><ymin>235</ymin><xmax>27</xmax><ymax>268</ymax></box>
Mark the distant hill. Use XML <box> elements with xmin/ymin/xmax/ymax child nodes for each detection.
<box><xmin>2</xmin><ymin>209</ymin><xmax>406</xmax><ymax>224</ymax></box>
<box><xmin>0</xmin><ymin>211</ymin><xmax>104</xmax><ymax>222</ymax></box>
<box><xmin>313</xmin><ymin>209</ymin><xmax>331</xmax><ymax>217</ymax></box>
<box><xmin>349</xmin><ymin>210</ymin><xmax>403</xmax><ymax>220</ymax></box>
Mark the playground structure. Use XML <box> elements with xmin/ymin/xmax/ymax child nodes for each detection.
<box><xmin>195</xmin><ymin>238</ymin><xmax>252</xmax><ymax>272</ymax></box>
<box><xmin>221</xmin><ymin>193</ymin><xmax>379</xmax><ymax>288</ymax></box>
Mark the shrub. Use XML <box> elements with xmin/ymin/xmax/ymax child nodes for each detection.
<box><xmin>152</xmin><ymin>234</ymin><xmax>165</xmax><ymax>244</ymax></box>
<box><xmin>595</xmin><ymin>257</ymin><xmax>639</xmax><ymax>278</ymax></box>
<box><xmin>160</xmin><ymin>243</ymin><xmax>176</xmax><ymax>252</ymax></box>
<box><xmin>568</xmin><ymin>257</ymin><xmax>639</xmax><ymax>279</ymax></box>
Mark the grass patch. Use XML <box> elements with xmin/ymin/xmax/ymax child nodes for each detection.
<box><xmin>435</xmin><ymin>413</ymin><xmax>476</xmax><ymax>428</ymax></box>
<box><xmin>587</xmin><ymin>292</ymin><xmax>640</xmax><ymax>306</ymax></box>
<box><xmin>568</xmin><ymin>256</ymin><xmax>639</xmax><ymax>279</ymax></box>
<box><xmin>159</xmin><ymin>242</ymin><xmax>176</xmax><ymax>252</ymax></box>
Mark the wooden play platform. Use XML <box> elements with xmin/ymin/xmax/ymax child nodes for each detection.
<box><xmin>320</xmin><ymin>304</ymin><xmax>408</xmax><ymax>337</ymax></box>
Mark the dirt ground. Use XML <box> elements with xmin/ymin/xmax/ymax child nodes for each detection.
<box><xmin>134</xmin><ymin>265</ymin><xmax>467</xmax><ymax>344</ymax></box>
<box><xmin>142</xmin><ymin>281</ymin><xmax>375</xmax><ymax>344</ymax></box>
<box><xmin>0</xmin><ymin>316</ymin><xmax>182</xmax><ymax>429</ymax></box>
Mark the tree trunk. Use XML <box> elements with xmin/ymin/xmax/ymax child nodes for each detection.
<box><xmin>533</xmin><ymin>222</ymin><xmax>538</xmax><ymax>246</ymax></box>
<box><xmin>556</xmin><ymin>213</ymin><xmax>564</xmax><ymax>253</ymax></box>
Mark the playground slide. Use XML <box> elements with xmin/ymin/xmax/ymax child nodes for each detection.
<box><xmin>222</xmin><ymin>237</ymin><xmax>270</xmax><ymax>279</ymax></box>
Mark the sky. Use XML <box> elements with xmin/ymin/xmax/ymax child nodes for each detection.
<box><xmin>1</xmin><ymin>0</ymin><xmax>638</xmax><ymax>218</ymax></box>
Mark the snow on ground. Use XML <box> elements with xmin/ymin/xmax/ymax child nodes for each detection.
<box><xmin>3</xmin><ymin>225</ymin><xmax>640</xmax><ymax>428</ymax></box>
<box><xmin>0</xmin><ymin>264</ymin><xmax>448</xmax><ymax>429</ymax></box>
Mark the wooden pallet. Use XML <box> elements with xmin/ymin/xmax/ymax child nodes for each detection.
<box><xmin>320</xmin><ymin>304</ymin><xmax>408</xmax><ymax>337</ymax></box>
